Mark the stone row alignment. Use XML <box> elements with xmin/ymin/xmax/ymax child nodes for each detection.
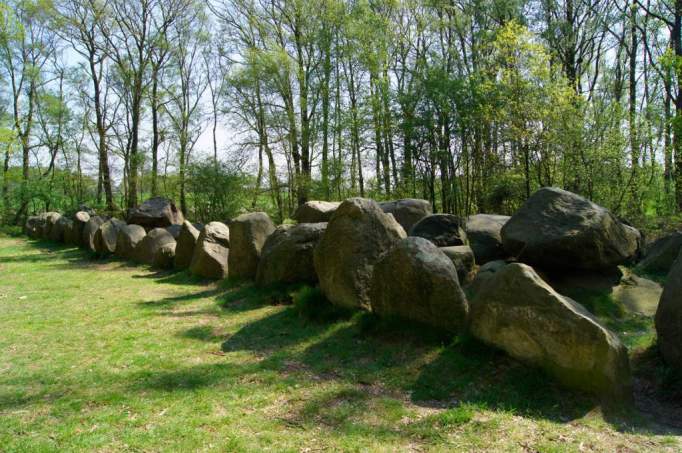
<box><xmin>23</xmin><ymin>189</ymin><xmax>682</xmax><ymax>405</ymax></box>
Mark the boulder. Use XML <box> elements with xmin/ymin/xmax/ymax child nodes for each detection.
<box><xmin>370</xmin><ymin>237</ymin><xmax>468</xmax><ymax>332</ymax></box>
<box><xmin>94</xmin><ymin>218</ymin><xmax>126</xmax><ymax>255</ymax></box>
<box><xmin>43</xmin><ymin>212</ymin><xmax>62</xmax><ymax>239</ymax></box>
<box><xmin>293</xmin><ymin>201</ymin><xmax>340</xmax><ymax>223</ymax></box>
<box><xmin>379</xmin><ymin>199</ymin><xmax>432</xmax><ymax>233</ymax></box>
<box><xmin>51</xmin><ymin>216</ymin><xmax>73</xmax><ymax>243</ymax></box>
<box><xmin>501</xmin><ymin>187</ymin><xmax>639</xmax><ymax>271</ymax></box>
<box><xmin>174</xmin><ymin>221</ymin><xmax>202</xmax><ymax>269</ymax></box>
<box><xmin>409</xmin><ymin>214</ymin><xmax>467</xmax><ymax>247</ymax></box>
<box><xmin>115</xmin><ymin>224</ymin><xmax>147</xmax><ymax>260</ymax></box>
<box><xmin>466</xmin><ymin>260</ymin><xmax>509</xmax><ymax>296</ymax></box>
<box><xmin>314</xmin><ymin>198</ymin><xmax>406</xmax><ymax>310</ymax></box>
<box><xmin>77</xmin><ymin>205</ymin><xmax>97</xmax><ymax>217</ymax></box>
<box><xmin>465</xmin><ymin>214</ymin><xmax>510</xmax><ymax>264</ymax></box>
<box><xmin>165</xmin><ymin>224</ymin><xmax>182</xmax><ymax>239</ymax></box>
<box><xmin>66</xmin><ymin>211</ymin><xmax>91</xmax><ymax>246</ymax></box>
<box><xmin>228</xmin><ymin>212</ymin><xmax>276</xmax><ymax>279</ymax></box>
<box><xmin>126</xmin><ymin>197</ymin><xmax>184</xmax><ymax>229</ymax></box>
<box><xmin>255</xmin><ymin>222</ymin><xmax>327</xmax><ymax>286</ymax></box>
<box><xmin>190</xmin><ymin>221</ymin><xmax>230</xmax><ymax>279</ymax></box>
<box><xmin>82</xmin><ymin>216</ymin><xmax>105</xmax><ymax>252</ymax></box>
<box><xmin>470</xmin><ymin>263</ymin><xmax>632</xmax><ymax>402</ymax></box>
<box><xmin>655</xmin><ymin>252</ymin><xmax>682</xmax><ymax>370</ymax></box>
<box><xmin>623</xmin><ymin>224</ymin><xmax>643</xmax><ymax>260</ymax></box>
<box><xmin>134</xmin><ymin>228</ymin><xmax>176</xmax><ymax>265</ymax></box>
<box><xmin>638</xmin><ymin>232</ymin><xmax>682</xmax><ymax>275</ymax></box>
<box><xmin>153</xmin><ymin>241</ymin><xmax>176</xmax><ymax>269</ymax></box>
<box><xmin>440</xmin><ymin>245</ymin><xmax>476</xmax><ymax>284</ymax></box>
<box><xmin>25</xmin><ymin>214</ymin><xmax>47</xmax><ymax>239</ymax></box>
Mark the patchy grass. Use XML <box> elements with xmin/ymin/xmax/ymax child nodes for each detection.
<box><xmin>0</xmin><ymin>236</ymin><xmax>680</xmax><ymax>451</ymax></box>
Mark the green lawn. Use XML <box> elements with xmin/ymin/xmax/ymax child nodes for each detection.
<box><xmin>0</xmin><ymin>235</ymin><xmax>680</xmax><ymax>452</ymax></box>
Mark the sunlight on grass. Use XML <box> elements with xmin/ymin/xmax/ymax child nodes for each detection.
<box><xmin>0</xmin><ymin>236</ymin><xmax>679</xmax><ymax>451</ymax></box>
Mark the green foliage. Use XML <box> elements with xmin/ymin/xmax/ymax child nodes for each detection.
<box><xmin>184</xmin><ymin>160</ymin><xmax>253</xmax><ymax>222</ymax></box>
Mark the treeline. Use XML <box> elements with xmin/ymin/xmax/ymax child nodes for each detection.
<box><xmin>0</xmin><ymin>0</ymin><xmax>680</xmax><ymax>224</ymax></box>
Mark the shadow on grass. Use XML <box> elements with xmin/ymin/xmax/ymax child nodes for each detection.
<box><xmin>126</xmin><ymin>363</ymin><xmax>253</xmax><ymax>393</ymax></box>
<box><xmin>8</xmin><ymin>238</ymin><xmax>682</xmax><ymax>438</ymax></box>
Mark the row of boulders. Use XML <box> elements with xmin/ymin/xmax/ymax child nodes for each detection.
<box><xmin>26</xmin><ymin>188</ymin><xmax>681</xmax><ymax>404</ymax></box>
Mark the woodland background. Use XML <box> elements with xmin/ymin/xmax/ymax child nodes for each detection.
<box><xmin>1</xmin><ymin>0</ymin><xmax>681</xmax><ymax>226</ymax></box>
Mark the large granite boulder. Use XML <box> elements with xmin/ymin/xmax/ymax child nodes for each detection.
<box><xmin>174</xmin><ymin>221</ymin><xmax>202</xmax><ymax>269</ymax></box>
<box><xmin>65</xmin><ymin>211</ymin><xmax>91</xmax><ymax>246</ymax></box>
<box><xmin>293</xmin><ymin>201</ymin><xmax>340</xmax><ymax>223</ymax></box>
<box><xmin>190</xmin><ymin>221</ymin><xmax>230</xmax><ymax>279</ymax></box>
<box><xmin>255</xmin><ymin>223</ymin><xmax>327</xmax><ymax>286</ymax></box>
<box><xmin>94</xmin><ymin>218</ymin><xmax>126</xmax><ymax>255</ymax></box>
<box><xmin>51</xmin><ymin>216</ymin><xmax>73</xmax><ymax>243</ymax></box>
<box><xmin>314</xmin><ymin>198</ymin><xmax>406</xmax><ymax>310</ymax></box>
<box><xmin>501</xmin><ymin>187</ymin><xmax>639</xmax><ymax>271</ymax></box>
<box><xmin>409</xmin><ymin>214</ymin><xmax>467</xmax><ymax>247</ymax></box>
<box><xmin>470</xmin><ymin>262</ymin><xmax>632</xmax><ymax>402</ymax></box>
<box><xmin>165</xmin><ymin>224</ymin><xmax>182</xmax><ymax>239</ymax></box>
<box><xmin>466</xmin><ymin>260</ymin><xmax>509</xmax><ymax>296</ymax></box>
<box><xmin>638</xmin><ymin>232</ymin><xmax>682</xmax><ymax>275</ymax></box>
<box><xmin>82</xmin><ymin>216</ymin><xmax>105</xmax><ymax>252</ymax></box>
<box><xmin>655</xmin><ymin>252</ymin><xmax>682</xmax><ymax>370</ymax></box>
<box><xmin>440</xmin><ymin>245</ymin><xmax>476</xmax><ymax>284</ymax></box>
<box><xmin>153</xmin><ymin>242</ymin><xmax>176</xmax><ymax>269</ymax></box>
<box><xmin>43</xmin><ymin>212</ymin><xmax>62</xmax><ymax>239</ymax></box>
<box><xmin>126</xmin><ymin>197</ymin><xmax>184</xmax><ymax>229</ymax></box>
<box><xmin>25</xmin><ymin>214</ymin><xmax>47</xmax><ymax>239</ymax></box>
<box><xmin>465</xmin><ymin>214</ymin><xmax>510</xmax><ymax>264</ymax></box>
<box><xmin>228</xmin><ymin>212</ymin><xmax>276</xmax><ymax>279</ymax></box>
<box><xmin>115</xmin><ymin>224</ymin><xmax>147</xmax><ymax>260</ymax></box>
<box><xmin>134</xmin><ymin>228</ymin><xmax>176</xmax><ymax>265</ymax></box>
<box><xmin>370</xmin><ymin>237</ymin><xmax>468</xmax><ymax>332</ymax></box>
<box><xmin>379</xmin><ymin>199</ymin><xmax>432</xmax><ymax>233</ymax></box>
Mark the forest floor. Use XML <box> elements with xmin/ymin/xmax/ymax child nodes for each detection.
<box><xmin>1</xmin><ymin>235</ymin><xmax>681</xmax><ymax>452</ymax></box>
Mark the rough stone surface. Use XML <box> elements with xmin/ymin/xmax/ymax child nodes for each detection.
<box><xmin>43</xmin><ymin>212</ymin><xmax>62</xmax><ymax>239</ymax></box>
<box><xmin>470</xmin><ymin>263</ymin><xmax>632</xmax><ymax>401</ymax></box>
<box><xmin>52</xmin><ymin>216</ymin><xmax>73</xmax><ymax>243</ymax></box>
<box><xmin>255</xmin><ymin>223</ymin><xmax>327</xmax><ymax>286</ymax></box>
<box><xmin>50</xmin><ymin>216</ymin><xmax>70</xmax><ymax>242</ymax></box>
<box><xmin>66</xmin><ymin>211</ymin><xmax>90</xmax><ymax>246</ymax></box>
<box><xmin>638</xmin><ymin>232</ymin><xmax>682</xmax><ymax>275</ymax></box>
<box><xmin>94</xmin><ymin>219</ymin><xmax>126</xmax><ymax>255</ymax></box>
<box><xmin>25</xmin><ymin>214</ymin><xmax>47</xmax><ymax>239</ymax></box>
<box><xmin>379</xmin><ymin>199</ymin><xmax>432</xmax><ymax>233</ymax></box>
<box><xmin>466</xmin><ymin>260</ymin><xmax>509</xmax><ymax>297</ymax></box>
<box><xmin>655</xmin><ymin>252</ymin><xmax>682</xmax><ymax>370</ymax></box>
<box><xmin>82</xmin><ymin>216</ymin><xmax>105</xmax><ymax>252</ymax></box>
<box><xmin>190</xmin><ymin>221</ymin><xmax>230</xmax><ymax>279</ymax></box>
<box><xmin>440</xmin><ymin>245</ymin><xmax>476</xmax><ymax>284</ymax></box>
<box><xmin>153</xmin><ymin>241</ymin><xmax>177</xmax><ymax>269</ymax></box>
<box><xmin>228</xmin><ymin>212</ymin><xmax>276</xmax><ymax>279</ymax></box>
<box><xmin>501</xmin><ymin>187</ymin><xmax>639</xmax><ymax>271</ymax></box>
<box><xmin>409</xmin><ymin>214</ymin><xmax>467</xmax><ymax>247</ymax></box>
<box><xmin>165</xmin><ymin>224</ymin><xmax>182</xmax><ymax>239</ymax></box>
<box><xmin>466</xmin><ymin>214</ymin><xmax>510</xmax><ymax>264</ymax></box>
<box><xmin>127</xmin><ymin>197</ymin><xmax>184</xmax><ymax>229</ymax></box>
<box><xmin>115</xmin><ymin>224</ymin><xmax>147</xmax><ymax>260</ymax></box>
<box><xmin>314</xmin><ymin>198</ymin><xmax>406</xmax><ymax>310</ymax></box>
<box><xmin>370</xmin><ymin>237</ymin><xmax>468</xmax><ymax>332</ymax></box>
<box><xmin>293</xmin><ymin>201</ymin><xmax>340</xmax><ymax>223</ymax></box>
<box><xmin>134</xmin><ymin>228</ymin><xmax>176</xmax><ymax>265</ymax></box>
<box><xmin>174</xmin><ymin>221</ymin><xmax>202</xmax><ymax>269</ymax></box>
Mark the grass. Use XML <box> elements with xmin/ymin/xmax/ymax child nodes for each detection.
<box><xmin>0</xmin><ymin>235</ymin><xmax>680</xmax><ymax>451</ymax></box>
